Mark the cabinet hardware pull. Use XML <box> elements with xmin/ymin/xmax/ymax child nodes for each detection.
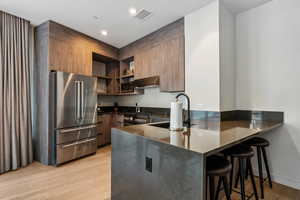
<box><xmin>59</xmin><ymin>125</ymin><xmax>96</xmax><ymax>133</ymax></box>
<box><xmin>62</xmin><ymin>138</ymin><xmax>96</xmax><ymax>148</ymax></box>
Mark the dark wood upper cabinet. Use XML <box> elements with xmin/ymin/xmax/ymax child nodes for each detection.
<box><xmin>159</xmin><ymin>35</ymin><xmax>185</xmax><ymax>92</ymax></box>
<box><xmin>49</xmin><ymin>36</ymin><xmax>92</xmax><ymax>75</ymax></box>
<box><xmin>119</xmin><ymin>18</ymin><xmax>185</xmax><ymax>92</ymax></box>
<box><xmin>134</xmin><ymin>44</ymin><xmax>161</xmax><ymax>80</ymax></box>
<box><xmin>36</xmin><ymin>19</ymin><xmax>184</xmax><ymax>92</ymax></box>
<box><xmin>37</xmin><ymin>21</ymin><xmax>119</xmax><ymax>76</ymax></box>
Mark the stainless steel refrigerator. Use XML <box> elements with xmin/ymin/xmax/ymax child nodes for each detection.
<box><xmin>49</xmin><ymin>71</ymin><xmax>98</xmax><ymax>165</ymax></box>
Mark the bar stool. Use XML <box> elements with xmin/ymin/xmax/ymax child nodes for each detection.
<box><xmin>206</xmin><ymin>155</ymin><xmax>232</xmax><ymax>200</ymax></box>
<box><xmin>223</xmin><ymin>145</ymin><xmax>259</xmax><ymax>200</ymax></box>
<box><xmin>243</xmin><ymin>137</ymin><xmax>272</xmax><ymax>199</ymax></box>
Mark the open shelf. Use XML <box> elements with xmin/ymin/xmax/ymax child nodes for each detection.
<box><xmin>120</xmin><ymin>89</ymin><xmax>134</xmax><ymax>93</ymax></box>
<box><xmin>121</xmin><ymin>73</ymin><xmax>134</xmax><ymax>79</ymax></box>
<box><xmin>92</xmin><ymin>52</ymin><xmax>120</xmax><ymax>95</ymax></box>
<box><xmin>118</xmin><ymin>92</ymin><xmax>144</xmax><ymax>96</ymax></box>
<box><xmin>97</xmin><ymin>92</ymin><xmax>109</xmax><ymax>96</ymax></box>
<box><xmin>98</xmin><ymin>91</ymin><xmax>143</xmax><ymax>96</ymax></box>
<box><xmin>121</xmin><ymin>81</ymin><xmax>134</xmax><ymax>85</ymax></box>
<box><xmin>120</xmin><ymin>56</ymin><xmax>136</xmax><ymax>94</ymax></box>
<box><xmin>93</xmin><ymin>53</ymin><xmax>144</xmax><ymax>96</ymax></box>
<box><xmin>98</xmin><ymin>92</ymin><xmax>119</xmax><ymax>96</ymax></box>
<box><xmin>95</xmin><ymin>75</ymin><xmax>112</xmax><ymax>80</ymax></box>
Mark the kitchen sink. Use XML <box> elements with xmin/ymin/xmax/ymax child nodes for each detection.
<box><xmin>148</xmin><ymin>122</ymin><xmax>170</xmax><ymax>129</ymax></box>
<box><xmin>124</xmin><ymin>112</ymin><xmax>151</xmax><ymax>126</ymax></box>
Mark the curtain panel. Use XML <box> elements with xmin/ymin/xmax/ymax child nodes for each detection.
<box><xmin>0</xmin><ymin>11</ymin><xmax>33</xmax><ymax>173</ymax></box>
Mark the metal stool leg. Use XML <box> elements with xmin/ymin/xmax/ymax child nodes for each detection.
<box><xmin>257</xmin><ymin>147</ymin><xmax>264</xmax><ymax>198</ymax></box>
<box><xmin>222</xmin><ymin>176</ymin><xmax>231</xmax><ymax>200</ymax></box>
<box><xmin>215</xmin><ymin>178</ymin><xmax>222</xmax><ymax>200</ymax></box>
<box><xmin>209</xmin><ymin>176</ymin><xmax>215</xmax><ymax>200</ymax></box>
<box><xmin>247</xmin><ymin>158</ymin><xmax>259</xmax><ymax>200</ymax></box>
<box><xmin>234</xmin><ymin>165</ymin><xmax>240</xmax><ymax>188</ymax></box>
<box><xmin>239</xmin><ymin>159</ymin><xmax>246</xmax><ymax>200</ymax></box>
<box><xmin>229</xmin><ymin>156</ymin><xmax>234</xmax><ymax>194</ymax></box>
<box><xmin>262</xmin><ymin>147</ymin><xmax>273</xmax><ymax>188</ymax></box>
<box><xmin>245</xmin><ymin>161</ymin><xmax>249</xmax><ymax>180</ymax></box>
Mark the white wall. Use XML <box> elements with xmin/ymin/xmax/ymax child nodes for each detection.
<box><xmin>236</xmin><ymin>0</ymin><xmax>300</xmax><ymax>189</ymax></box>
<box><xmin>98</xmin><ymin>88</ymin><xmax>179</xmax><ymax>108</ymax></box>
<box><xmin>185</xmin><ymin>0</ymin><xmax>221</xmax><ymax>111</ymax></box>
<box><xmin>219</xmin><ymin>1</ymin><xmax>236</xmax><ymax>111</ymax></box>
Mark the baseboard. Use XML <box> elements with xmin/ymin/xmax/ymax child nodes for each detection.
<box><xmin>252</xmin><ymin>168</ymin><xmax>300</xmax><ymax>190</ymax></box>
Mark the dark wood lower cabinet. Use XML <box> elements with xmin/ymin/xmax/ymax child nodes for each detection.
<box><xmin>97</xmin><ymin>113</ymin><xmax>124</xmax><ymax>147</ymax></box>
<box><xmin>97</xmin><ymin>133</ymin><xmax>105</xmax><ymax>147</ymax></box>
<box><xmin>96</xmin><ymin>121</ymin><xmax>104</xmax><ymax>146</ymax></box>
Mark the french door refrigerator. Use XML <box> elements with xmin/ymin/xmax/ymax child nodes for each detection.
<box><xmin>49</xmin><ymin>71</ymin><xmax>98</xmax><ymax>165</ymax></box>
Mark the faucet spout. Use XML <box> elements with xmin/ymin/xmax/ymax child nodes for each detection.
<box><xmin>176</xmin><ymin>93</ymin><xmax>191</xmax><ymax>128</ymax></box>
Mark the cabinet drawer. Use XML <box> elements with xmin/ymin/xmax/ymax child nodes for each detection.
<box><xmin>56</xmin><ymin>125</ymin><xmax>97</xmax><ymax>145</ymax></box>
<box><xmin>56</xmin><ymin>137</ymin><xmax>97</xmax><ymax>165</ymax></box>
<box><xmin>97</xmin><ymin>134</ymin><xmax>105</xmax><ymax>147</ymax></box>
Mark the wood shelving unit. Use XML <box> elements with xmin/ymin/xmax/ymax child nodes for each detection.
<box><xmin>97</xmin><ymin>91</ymin><xmax>143</xmax><ymax>96</ymax></box>
<box><xmin>119</xmin><ymin>56</ymin><xmax>137</xmax><ymax>95</ymax></box>
<box><xmin>92</xmin><ymin>53</ymin><xmax>120</xmax><ymax>95</ymax></box>
<box><xmin>120</xmin><ymin>73</ymin><xmax>134</xmax><ymax>79</ymax></box>
<box><xmin>95</xmin><ymin>75</ymin><xmax>112</xmax><ymax>80</ymax></box>
<box><xmin>93</xmin><ymin>54</ymin><xmax>144</xmax><ymax>96</ymax></box>
<box><xmin>118</xmin><ymin>91</ymin><xmax>144</xmax><ymax>96</ymax></box>
<box><xmin>97</xmin><ymin>92</ymin><xmax>111</xmax><ymax>96</ymax></box>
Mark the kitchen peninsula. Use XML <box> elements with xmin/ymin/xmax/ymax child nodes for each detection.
<box><xmin>111</xmin><ymin>119</ymin><xmax>283</xmax><ymax>200</ymax></box>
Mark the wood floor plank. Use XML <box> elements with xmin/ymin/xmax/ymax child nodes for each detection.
<box><xmin>0</xmin><ymin>146</ymin><xmax>298</xmax><ymax>200</ymax></box>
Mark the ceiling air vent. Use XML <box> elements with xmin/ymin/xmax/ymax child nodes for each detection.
<box><xmin>134</xmin><ymin>9</ymin><xmax>153</xmax><ymax>21</ymax></box>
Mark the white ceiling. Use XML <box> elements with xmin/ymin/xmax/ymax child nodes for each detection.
<box><xmin>223</xmin><ymin>0</ymin><xmax>272</xmax><ymax>14</ymax></box>
<box><xmin>0</xmin><ymin>0</ymin><xmax>272</xmax><ymax>48</ymax></box>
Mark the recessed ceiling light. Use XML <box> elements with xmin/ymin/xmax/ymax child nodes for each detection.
<box><xmin>129</xmin><ymin>7</ymin><xmax>137</xmax><ymax>16</ymax></box>
<box><xmin>101</xmin><ymin>30</ymin><xmax>108</xmax><ymax>36</ymax></box>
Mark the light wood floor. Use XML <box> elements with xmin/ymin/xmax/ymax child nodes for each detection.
<box><xmin>0</xmin><ymin>146</ymin><xmax>299</xmax><ymax>200</ymax></box>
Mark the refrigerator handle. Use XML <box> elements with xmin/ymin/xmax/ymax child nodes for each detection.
<box><xmin>75</xmin><ymin>81</ymin><xmax>81</xmax><ymax>121</ymax></box>
<box><xmin>80</xmin><ymin>81</ymin><xmax>84</xmax><ymax>120</ymax></box>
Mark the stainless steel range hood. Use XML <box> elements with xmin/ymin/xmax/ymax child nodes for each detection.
<box><xmin>134</xmin><ymin>76</ymin><xmax>160</xmax><ymax>89</ymax></box>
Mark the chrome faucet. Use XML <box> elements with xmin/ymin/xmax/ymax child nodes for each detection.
<box><xmin>176</xmin><ymin>93</ymin><xmax>191</xmax><ymax>128</ymax></box>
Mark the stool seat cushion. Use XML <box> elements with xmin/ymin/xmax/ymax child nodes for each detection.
<box><xmin>207</xmin><ymin>155</ymin><xmax>232</xmax><ymax>176</ymax></box>
<box><xmin>243</xmin><ymin>137</ymin><xmax>270</xmax><ymax>147</ymax></box>
<box><xmin>222</xmin><ymin>144</ymin><xmax>254</xmax><ymax>158</ymax></box>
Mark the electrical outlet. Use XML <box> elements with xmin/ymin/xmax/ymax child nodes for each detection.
<box><xmin>145</xmin><ymin>157</ymin><xmax>152</xmax><ymax>173</ymax></box>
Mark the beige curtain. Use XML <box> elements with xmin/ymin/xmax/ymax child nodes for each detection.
<box><xmin>0</xmin><ymin>11</ymin><xmax>33</xmax><ymax>173</ymax></box>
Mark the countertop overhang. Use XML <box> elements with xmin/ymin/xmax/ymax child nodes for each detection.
<box><xmin>113</xmin><ymin>120</ymin><xmax>283</xmax><ymax>155</ymax></box>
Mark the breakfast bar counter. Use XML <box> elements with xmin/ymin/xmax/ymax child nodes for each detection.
<box><xmin>111</xmin><ymin>120</ymin><xmax>282</xmax><ymax>200</ymax></box>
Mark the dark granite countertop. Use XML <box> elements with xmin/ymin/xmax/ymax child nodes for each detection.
<box><xmin>113</xmin><ymin>120</ymin><xmax>283</xmax><ymax>155</ymax></box>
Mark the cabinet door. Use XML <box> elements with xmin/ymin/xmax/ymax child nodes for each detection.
<box><xmin>96</xmin><ymin>122</ymin><xmax>105</xmax><ymax>147</ymax></box>
<box><xmin>97</xmin><ymin>133</ymin><xmax>105</xmax><ymax>147</ymax></box>
<box><xmin>134</xmin><ymin>37</ymin><xmax>184</xmax><ymax>91</ymax></box>
<box><xmin>48</xmin><ymin>22</ymin><xmax>92</xmax><ymax>76</ymax></box>
<box><xmin>49</xmin><ymin>37</ymin><xmax>92</xmax><ymax>76</ymax></box>
<box><xmin>134</xmin><ymin>50</ymin><xmax>148</xmax><ymax>80</ymax></box>
<box><xmin>159</xmin><ymin>36</ymin><xmax>185</xmax><ymax>92</ymax></box>
<box><xmin>149</xmin><ymin>44</ymin><xmax>162</xmax><ymax>78</ymax></box>
<box><xmin>134</xmin><ymin>45</ymin><xmax>161</xmax><ymax>80</ymax></box>
<box><xmin>101</xmin><ymin>114</ymin><xmax>112</xmax><ymax>144</ymax></box>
